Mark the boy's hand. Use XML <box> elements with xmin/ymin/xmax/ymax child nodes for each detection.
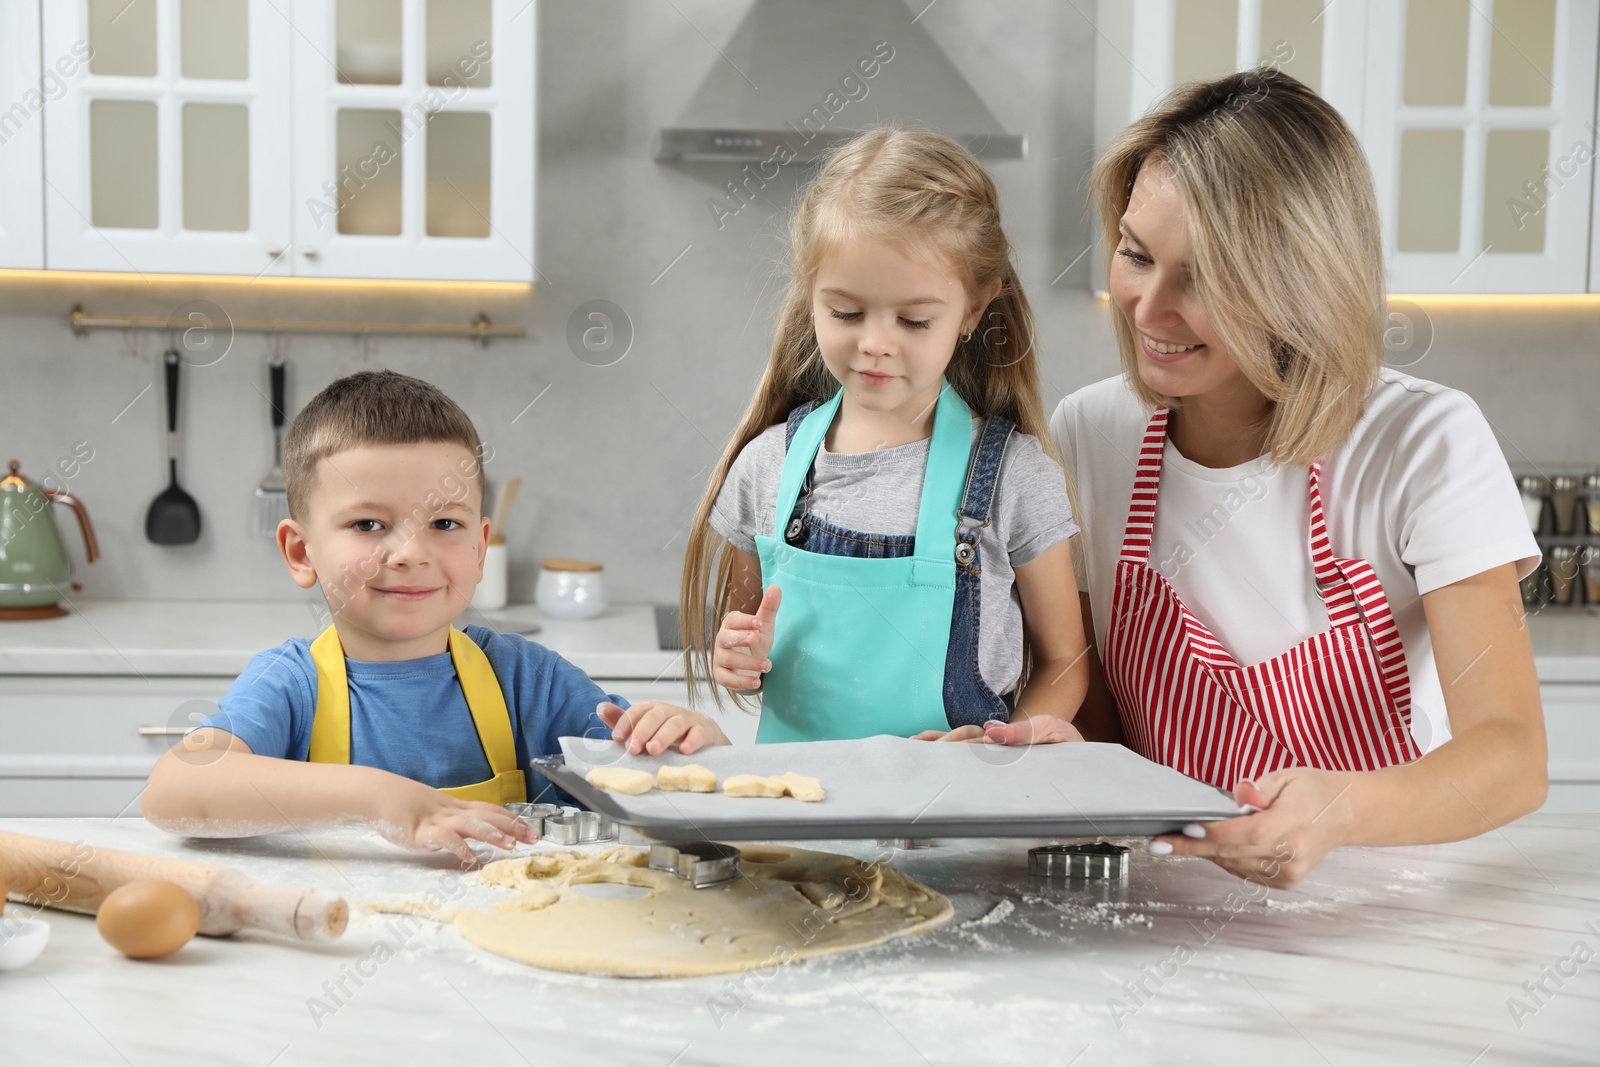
<box><xmin>714</xmin><ymin>585</ymin><xmax>781</xmax><ymax>690</ymax></box>
<box><xmin>598</xmin><ymin>701</ymin><xmax>730</xmax><ymax>755</ymax></box>
<box><xmin>370</xmin><ymin>777</ymin><xmax>537</xmax><ymax>865</ymax></box>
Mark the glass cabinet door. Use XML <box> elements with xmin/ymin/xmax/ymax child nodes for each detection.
<box><xmin>1363</xmin><ymin>0</ymin><xmax>1599</xmax><ymax>293</ymax></box>
<box><xmin>288</xmin><ymin>0</ymin><xmax>534</xmax><ymax>281</ymax></box>
<box><xmin>0</xmin><ymin>0</ymin><xmax>44</xmax><ymax>269</ymax></box>
<box><xmin>41</xmin><ymin>0</ymin><xmax>292</xmax><ymax>275</ymax></box>
<box><xmin>1091</xmin><ymin>0</ymin><xmax>1369</xmax><ymax>292</ymax></box>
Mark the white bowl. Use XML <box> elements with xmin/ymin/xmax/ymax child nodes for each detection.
<box><xmin>0</xmin><ymin>917</ymin><xmax>50</xmax><ymax>971</ymax></box>
<box><xmin>536</xmin><ymin>567</ymin><xmax>608</xmax><ymax>620</ymax></box>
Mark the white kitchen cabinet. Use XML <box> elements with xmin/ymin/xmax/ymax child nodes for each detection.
<box><xmin>287</xmin><ymin>0</ymin><xmax>534</xmax><ymax>281</ymax></box>
<box><xmin>0</xmin><ymin>0</ymin><xmax>44</xmax><ymax>268</ymax></box>
<box><xmin>0</xmin><ymin>674</ymin><xmax>230</xmax><ymax>818</ymax></box>
<box><xmin>34</xmin><ymin>0</ymin><xmax>533</xmax><ymax>282</ymax></box>
<box><xmin>1092</xmin><ymin>0</ymin><xmax>1600</xmax><ymax>296</ymax></box>
<box><xmin>1092</xmin><ymin>0</ymin><xmax>1369</xmax><ymax>292</ymax></box>
<box><xmin>1541</xmin><ymin>682</ymin><xmax>1600</xmax><ymax>813</ymax></box>
<box><xmin>1363</xmin><ymin>0</ymin><xmax>1600</xmax><ymax>294</ymax></box>
<box><xmin>41</xmin><ymin>0</ymin><xmax>294</xmax><ymax>276</ymax></box>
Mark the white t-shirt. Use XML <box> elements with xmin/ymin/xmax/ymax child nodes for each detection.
<box><xmin>1051</xmin><ymin>370</ymin><xmax>1541</xmax><ymax>753</ymax></box>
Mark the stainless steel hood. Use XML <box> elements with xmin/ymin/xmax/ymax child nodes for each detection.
<box><xmin>656</xmin><ymin>0</ymin><xmax>1025</xmax><ymax>163</ymax></box>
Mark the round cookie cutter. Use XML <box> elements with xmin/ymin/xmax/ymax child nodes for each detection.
<box><xmin>1028</xmin><ymin>842</ymin><xmax>1131</xmax><ymax>880</ymax></box>
<box><xmin>647</xmin><ymin>841</ymin><xmax>742</xmax><ymax>889</ymax></box>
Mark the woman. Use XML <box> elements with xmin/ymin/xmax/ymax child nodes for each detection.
<box><xmin>961</xmin><ymin>68</ymin><xmax>1547</xmax><ymax>888</ymax></box>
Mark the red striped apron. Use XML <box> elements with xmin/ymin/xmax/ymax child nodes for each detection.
<box><xmin>1102</xmin><ymin>408</ymin><xmax>1419</xmax><ymax>789</ymax></box>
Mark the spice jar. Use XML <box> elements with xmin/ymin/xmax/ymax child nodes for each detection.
<box><xmin>1517</xmin><ymin>475</ymin><xmax>1548</xmax><ymax>534</ymax></box>
<box><xmin>1583</xmin><ymin>545</ymin><xmax>1600</xmax><ymax>606</ymax></box>
<box><xmin>1550</xmin><ymin>475</ymin><xmax>1580</xmax><ymax>535</ymax></box>
<box><xmin>1583</xmin><ymin>473</ymin><xmax>1600</xmax><ymax>536</ymax></box>
<box><xmin>1547</xmin><ymin>545</ymin><xmax>1577</xmax><ymax>605</ymax></box>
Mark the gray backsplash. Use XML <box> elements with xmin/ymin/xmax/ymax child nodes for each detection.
<box><xmin>7</xmin><ymin>1</ymin><xmax>1598</xmax><ymax>608</ymax></box>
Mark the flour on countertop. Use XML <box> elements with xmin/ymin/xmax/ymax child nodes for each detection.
<box><xmin>965</xmin><ymin>899</ymin><xmax>1015</xmax><ymax>927</ymax></box>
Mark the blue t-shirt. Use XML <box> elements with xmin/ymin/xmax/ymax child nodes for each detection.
<box><xmin>203</xmin><ymin>625</ymin><xmax>623</xmax><ymax>805</ymax></box>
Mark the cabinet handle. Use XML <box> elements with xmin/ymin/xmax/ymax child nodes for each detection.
<box><xmin>301</xmin><ymin>245</ymin><xmax>319</xmax><ymax>259</ymax></box>
<box><xmin>265</xmin><ymin>244</ymin><xmax>285</xmax><ymax>258</ymax></box>
<box><xmin>137</xmin><ymin>726</ymin><xmax>193</xmax><ymax>737</ymax></box>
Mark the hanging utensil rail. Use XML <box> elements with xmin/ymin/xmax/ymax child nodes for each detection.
<box><xmin>66</xmin><ymin>305</ymin><xmax>523</xmax><ymax>347</ymax></box>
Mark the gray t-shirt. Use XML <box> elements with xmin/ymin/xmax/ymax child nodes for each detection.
<box><xmin>710</xmin><ymin>417</ymin><xmax>1077</xmax><ymax>697</ymax></box>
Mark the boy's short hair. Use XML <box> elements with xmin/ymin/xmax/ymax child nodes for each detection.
<box><xmin>284</xmin><ymin>370</ymin><xmax>485</xmax><ymax>521</ymax></box>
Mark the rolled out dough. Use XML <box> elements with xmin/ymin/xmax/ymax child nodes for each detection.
<box><xmin>656</xmin><ymin>764</ymin><xmax>717</xmax><ymax>792</ymax></box>
<box><xmin>450</xmin><ymin>845</ymin><xmax>951</xmax><ymax>977</ymax></box>
<box><xmin>723</xmin><ymin>771</ymin><xmax>825</xmax><ymax>802</ymax></box>
<box><xmin>585</xmin><ymin>767</ymin><xmax>655</xmax><ymax>794</ymax></box>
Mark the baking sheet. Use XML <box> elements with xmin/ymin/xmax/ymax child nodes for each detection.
<box><xmin>532</xmin><ymin>737</ymin><xmax>1243</xmax><ymax>840</ymax></box>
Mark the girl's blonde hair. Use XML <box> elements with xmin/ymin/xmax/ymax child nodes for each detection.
<box><xmin>1091</xmin><ymin>67</ymin><xmax>1386</xmax><ymax>466</ymax></box>
<box><xmin>681</xmin><ymin>127</ymin><xmax>1048</xmax><ymax>710</ymax></box>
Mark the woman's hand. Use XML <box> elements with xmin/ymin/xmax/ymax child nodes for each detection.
<box><xmin>599</xmin><ymin>701</ymin><xmax>730</xmax><ymax>755</ymax></box>
<box><xmin>369</xmin><ymin>778</ymin><xmax>538</xmax><ymax>865</ymax></box>
<box><xmin>712</xmin><ymin>585</ymin><xmax>781</xmax><ymax>690</ymax></box>
<box><xmin>1146</xmin><ymin>768</ymin><xmax>1357</xmax><ymax>889</ymax></box>
<box><xmin>911</xmin><ymin>716</ymin><xmax>1087</xmax><ymax>744</ymax></box>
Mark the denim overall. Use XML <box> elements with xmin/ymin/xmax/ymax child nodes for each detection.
<box><xmin>753</xmin><ymin>384</ymin><xmax>1015</xmax><ymax>741</ymax></box>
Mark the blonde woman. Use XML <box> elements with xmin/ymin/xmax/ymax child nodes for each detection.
<box><xmin>651</xmin><ymin>129</ymin><xmax>1090</xmax><ymax>747</ymax></box>
<box><xmin>1030</xmin><ymin>68</ymin><xmax>1545</xmax><ymax>887</ymax></box>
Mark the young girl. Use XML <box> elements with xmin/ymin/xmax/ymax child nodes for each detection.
<box><xmin>663</xmin><ymin>128</ymin><xmax>1090</xmax><ymax>744</ymax></box>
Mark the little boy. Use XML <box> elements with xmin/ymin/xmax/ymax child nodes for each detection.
<box><xmin>142</xmin><ymin>370</ymin><xmax>726</xmax><ymax>863</ymax></box>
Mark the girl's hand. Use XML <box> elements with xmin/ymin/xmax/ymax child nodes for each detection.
<box><xmin>713</xmin><ymin>585</ymin><xmax>781</xmax><ymax>690</ymax></box>
<box><xmin>369</xmin><ymin>778</ymin><xmax>537</xmax><ymax>865</ymax></box>
<box><xmin>1146</xmin><ymin>768</ymin><xmax>1357</xmax><ymax>889</ymax></box>
<box><xmin>912</xmin><ymin>716</ymin><xmax>1087</xmax><ymax>744</ymax></box>
<box><xmin>599</xmin><ymin>701</ymin><xmax>730</xmax><ymax>755</ymax></box>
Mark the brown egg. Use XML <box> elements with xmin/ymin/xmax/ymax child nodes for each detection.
<box><xmin>96</xmin><ymin>880</ymin><xmax>200</xmax><ymax>959</ymax></box>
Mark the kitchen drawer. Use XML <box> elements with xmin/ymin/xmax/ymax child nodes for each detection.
<box><xmin>1540</xmin><ymin>684</ymin><xmax>1600</xmax><ymax>813</ymax></box>
<box><xmin>0</xmin><ymin>675</ymin><xmax>230</xmax><ymax>762</ymax></box>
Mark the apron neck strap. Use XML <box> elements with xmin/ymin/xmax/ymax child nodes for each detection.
<box><xmin>771</xmin><ymin>382</ymin><xmax>973</xmax><ymax>563</ymax></box>
<box><xmin>1118</xmin><ymin>407</ymin><xmax>1171</xmax><ymax>564</ymax></box>
<box><xmin>1118</xmin><ymin>410</ymin><xmax>1359</xmax><ymax>607</ymax></box>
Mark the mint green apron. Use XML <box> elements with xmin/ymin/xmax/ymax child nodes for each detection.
<box><xmin>754</xmin><ymin>382</ymin><xmax>973</xmax><ymax>742</ymax></box>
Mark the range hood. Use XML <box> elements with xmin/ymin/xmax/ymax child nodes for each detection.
<box><xmin>657</xmin><ymin>0</ymin><xmax>1025</xmax><ymax>163</ymax></box>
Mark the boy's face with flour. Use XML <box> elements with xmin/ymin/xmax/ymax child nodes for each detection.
<box><xmin>276</xmin><ymin>441</ymin><xmax>492</xmax><ymax>662</ymax></box>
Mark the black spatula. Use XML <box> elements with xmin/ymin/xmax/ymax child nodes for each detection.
<box><xmin>145</xmin><ymin>350</ymin><xmax>202</xmax><ymax>545</ymax></box>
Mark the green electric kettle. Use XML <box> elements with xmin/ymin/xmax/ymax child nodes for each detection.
<box><xmin>0</xmin><ymin>459</ymin><xmax>99</xmax><ymax>618</ymax></box>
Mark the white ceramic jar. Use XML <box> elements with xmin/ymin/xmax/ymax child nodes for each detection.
<box><xmin>535</xmin><ymin>558</ymin><xmax>608</xmax><ymax>619</ymax></box>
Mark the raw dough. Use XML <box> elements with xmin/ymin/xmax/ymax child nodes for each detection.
<box><xmin>449</xmin><ymin>845</ymin><xmax>951</xmax><ymax>977</ymax></box>
<box><xmin>656</xmin><ymin>764</ymin><xmax>718</xmax><ymax>792</ymax></box>
<box><xmin>723</xmin><ymin>773</ymin><xmax>787</xmax><ymax>798</ymax></box>
<box><xmin>585</xmin><ymin>767</ymin><xmax>654</xmax><ymax>795</ymax></box>
<box><xmin>723</xmin><ymin>771</ymin><xmax>825</xmax><ymax>802</ymax></box>
<box><xmin>774</xmin><ymin>771</ymin><xmax>825</xmax><ymax>802</ymax></box>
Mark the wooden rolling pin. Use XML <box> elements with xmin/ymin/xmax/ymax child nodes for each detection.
<box><xmin>0</xmin><ymin>830</ymin><xmax>347</xmax><ymax>943</ymax></box>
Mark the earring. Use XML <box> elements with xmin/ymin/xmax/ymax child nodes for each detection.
<box><xmin>962</xmin><ymin>330</ymin><xmax>974</xmax><ymax>343</ymax></box>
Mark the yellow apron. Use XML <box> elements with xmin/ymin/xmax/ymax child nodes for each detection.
<box><xmin>306</xmin><ymin>625</ymin><xmax>528</xmax><ymax>805</ymax></box>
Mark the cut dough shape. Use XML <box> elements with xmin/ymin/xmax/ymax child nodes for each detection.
<box><xmin>585</xmin><ymin>767</ymin><xmax>654</xmax><ymax>795</ymax></box>
<box><xmin>447</xmin><ymin>845</ymin><xmax>951</xmax><ymax>977</ymax></box>
<box><xmin>723</xmin><ymin>773</ymin><xmax>787</xmax><ymax>798</ymax></box>
<box><xmin>656</xmin><ymin>764</ymin><xmax>718</xmax><ymax>792</ymax></box>
<box><xmin>722</xmin><ymin>771</ymin><xmax>825</xmax><ymax>802</ymax></box>
<box><xmin>774</xmin><ymin>771</ymin><xmax>825</xmax><ymax>802</ymax></box>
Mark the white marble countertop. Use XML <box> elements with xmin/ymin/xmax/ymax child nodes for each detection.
<box><xmin>0</xmin><ymin>600</ymin><xmax>683</xmax><ymax>681</ymax></box>
<box><xmin>1</xmin><ymin>599</ymin><xmax>1597</xmax><ymax>685</ymax></box>
<box><xmin>2</xmin><ymin>815</ymin><xmax>1597</xmax><ymax>1065</ymax></box>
